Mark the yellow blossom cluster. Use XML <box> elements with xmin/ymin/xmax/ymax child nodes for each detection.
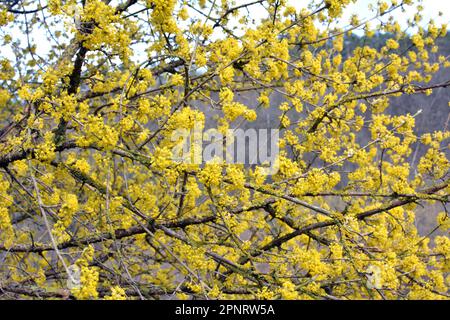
<box><xmin>0</xmin><ymin>0</ymin><xmax>448</xmax><ymax>301</ymax></box>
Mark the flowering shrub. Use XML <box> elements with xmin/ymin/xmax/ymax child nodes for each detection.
<box><xmin>0</xmin><ymin>0</ymin><xmax>448</xmax><ymax>300</ymax></box>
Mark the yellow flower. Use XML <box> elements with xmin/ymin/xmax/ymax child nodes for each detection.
<box><xmin>104</xmin><ymin>286</ymin><xmax>127</xmax><ymax>300</ymax></box>
<box><xmin>386</xmin><ymin>39</ymin><xmax>399</xmax><ymax>50</ymax></box>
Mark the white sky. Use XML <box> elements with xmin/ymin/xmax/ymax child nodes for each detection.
<box><xmin>229</xmin><ymin>0</ymin><xmax>449</xmax><ymax>32</ymax></box>
<box><xmin>2</xmin><ymin>0</ymin><xmax>449</xmax><ymax>65</ymax></box>
<box><xmin>345</xmin><ymin>0</ymin><xmax>449</xmax><ymax>24</ymax></box>
<box><xmin>207</xmin><ymin>0</ymin><xmax>450</xmax><ymax>43</ymax></box>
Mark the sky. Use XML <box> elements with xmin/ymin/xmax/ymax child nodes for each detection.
<box><xmin>2</xmin><ymin>0</ymin><xmax>449</xmax><ymax>65</ymax></box>
<box><xmin>207</xmin><ymin>0</ymin><xmax>450</xmax><ymax>42</ymax></box>
<box><xmin>234</xmin><ymin>0</ymin><xmax>449</xmax><ymax>32</ymax></box>
<box><xmin>297</xmin><ymin>0</ymin><xmax>449</xmax><ymax>25</ymax></box>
